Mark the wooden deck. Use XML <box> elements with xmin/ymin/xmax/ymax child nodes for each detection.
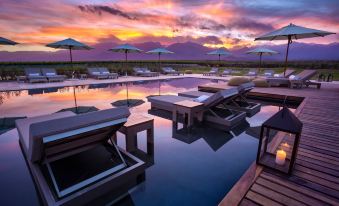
<box><xmin>219</xmin><ymin>83</ymin><xmax>339</xmax><ymax>206</ymax></box>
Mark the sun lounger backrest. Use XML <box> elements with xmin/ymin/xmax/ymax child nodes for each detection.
<box><xmin>25</xmin><ymin>68</ymin><xmax>42</xmax><ymax>76</ymax></box>
<box><xmin>41</xmin><ymin>68</ymin><xmax>57</xmax><ymax>76</ymax></box>
<box><xmin>202</xmin><ymin>88</ymin><xmax>238</xmax><ymax>107</ymax></box>
<box><xmin>29</xmin><ymin>108</ymin><xmax>130</xmax><ymax>162</ymax></box>
<box><xmin>296</xmin><ymin>70</ymin><xmax>317</xmax><ymax>80</ymax></box>
<box><xmin>211</xmin><ymin>67</ymin><xmax>218</xmax><ymax>72</ymax></box>
<box><xmin>98</xmin><ymin>67</ymin><xmax>111</xmax><ymax>74</ymax></box>
<box><xmin>238</xmin><ymin>82</ymin><xmax>255</xmax><ymax>94</ymax></box>
<box><xmin>87</xmin><ymin>68</ymin><xmax>100</xmax><ymax>75</ymax></box>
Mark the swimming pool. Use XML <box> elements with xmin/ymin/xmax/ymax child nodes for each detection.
<box><xmin>0</xmin><ymin>78</ymin><xmax>283</xmax><ymax>205</ymax></box>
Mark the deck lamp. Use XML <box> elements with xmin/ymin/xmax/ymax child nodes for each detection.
<box><xmin>256</xmin><ymin>106</ymin><xmax>303</xmax><ymax>174</ymax></box>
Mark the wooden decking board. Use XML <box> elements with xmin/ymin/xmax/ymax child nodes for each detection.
<box><xmin>260</xmin><ymin>172</ymin><xmax>339</xmax><ymax>206</ymax></box>
<box><xmin>240</xmin><ymin>198</ymin><xmax>260</xmax><ymax>206</ymax></box>
<box><xmin>255</xmin><ymin>177</ymin><xmax>326</xmax><ymax>206</ymax></box>
<box><xmin>246</xmin><ymin>190</ymin><xmax>283</xmax><ymax>206</ymax></box>
<box><xmin>295</xmin><ymin>165</ymin><xmax>339</xmax><ymax>184</ymax></box>
<box><xmin>250</xmin><ymin>183</ymin><xmax>307</xmax><ymax>206</ymax></box>
<box><xmin>219</xmin><ymin>84</ymin><xmax>339</xmax><ymax>206</ymax></box>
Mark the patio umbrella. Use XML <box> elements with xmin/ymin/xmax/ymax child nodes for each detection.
<box><xmin>0</xmin><ymin>37</ymin><xmax>18</xmax><ymax>45</ymax></box>
<box><xmin>255</xmin><ymin>23</ymin><xmax>335</xmax><ymax>76</ymax></box>
<box><xmin>57</xmin><ymin>106</ymin><xmax>98</xmax><ymax>114</ymax></box>
<box><xmin>146</xmin><ymin>48</ymin><xmax>174</xmax><ymax>95</ymax></box>
<box><xmin>246</xmin><ymin>48</ymin><xmax>278</xmax><ymax>73</ymax></box>
<box><xmin>109</xmin><ymin>44</ymin><xmax>142</xmax><ymax>107</ymax></box>
<box><xmin>109</xmin><ymin>43</ymin><xmax>142</xmax><ymax>76</ymax></box>
<box><xmin>207</xmin><ymin>48</ymin><xmax>231</xmax><ymax>61</ymax></box>
<box><xmin>46</xmin><ymin>38</ymin><xmax>92</xmax><ymax>78</ymax></box>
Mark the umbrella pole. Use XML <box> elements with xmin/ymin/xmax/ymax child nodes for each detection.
<box><xmin>218</xmin><ymin>54</ymin><xmax>220</xmax><ymax>62</ymax></box>
<box><xmin>125</xmin><ymin>51</ymin><xmax>128</xmax><ymax>77</ymax></box>
<box><xmin>69</xmin><ymin>47</ymin><xmax>75</xmax><ymax>79</ymax></box>
<box><xmin>158</xmin><ymin>53</ymin><xmax>161</xmax><ymax>95</ymax></box>
<box><xmin>284</xmin><ymin>35</ymin><xmax>292</xmax><ymax>77</ymax></box>
<box><xmin>259</xmin><ymin>53</ymin><xmax>262</xmax><ymax>74</ymax></box>
<box><xmin>126</xmin><ymin>83</ymin><xmax>129</xmax><ymax>107</ymax></box>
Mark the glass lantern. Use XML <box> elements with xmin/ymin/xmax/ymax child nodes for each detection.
<box><xmin>256</xmin><ymin>107</ymin><xmax>303</xmax><ymax>174</ymax></box>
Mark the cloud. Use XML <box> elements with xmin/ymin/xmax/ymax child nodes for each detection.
<box><xmin>78</xmin><ymin>5</ymin><xmax>137</xmax><ymax>20</ymax></box>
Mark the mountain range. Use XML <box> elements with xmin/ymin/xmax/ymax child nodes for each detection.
<box><xmin>0</xmin><ymin>41</ymin><xmax>338</xmax><ymax>62</ymax></box>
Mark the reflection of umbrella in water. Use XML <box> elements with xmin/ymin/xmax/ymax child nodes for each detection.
<box><xmin>147</xmin><ymin>48</ymin><xmax>174</xmax><ymax>95</ymax></box>
<box><xmin>46</xmin><ymin>38</ymin><xmax>92</xmax><ymax>78</ymax></box>
<box><xmin>57</xmin><ymin>106</ymin><xmax>98</xmax><ymax>114</ymax></box>
<box><xmin>0</xmin><ymin>37</ymin><xmax>18</xmax><ymax>45</ymax></box>
<box><xmin>255</xmin><ymin>23</ymin><xmax>335</xmax><ymax>77</ymax></box>
<box><xmin>111</xmin><ymin>99</ymin><xmax>145</xmax><ymax>108</ymax></box>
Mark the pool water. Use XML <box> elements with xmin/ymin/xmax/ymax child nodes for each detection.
<box><xmin>0</xmin><ymin>78</ymin><xmax>282</xmax><ymax>206</ymax></box>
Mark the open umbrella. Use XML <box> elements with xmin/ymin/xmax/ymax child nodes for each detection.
<box><xmin>246</xmin><ymin>48</ymin><xmax>278</xmax><ymax>73</ymax></box>
<box><xmin>46</xmin><ymin>38</ymin><xmax>92</xmax><ymax>78</ymax></box>
<box><xmin>146</xmin><ymin>48</ymin><xmax>174</xmax><ymax>95</ymax></box>
<box><xmin>109</xmin><ymin>44</ymin><xmax>142</xmax><ymax>107</ymax></box>
<box><xmin>207</xmin><ymin>48</ymin><xmax>231</xmax><ymax>61</ymax></box>
<box><xmin>109</xmin><ymin>43</ymin><xmax>142</xmax><ymax>76</ymax></box>
<box><xmin>0</xmin><ymin>37</ymin><xmax>18</xmax><ymax>45</ymax></box>
<box><xmin>255</xmin><ymin>23</ymin><xmax>335</xmax><ymax>76</ymax></box>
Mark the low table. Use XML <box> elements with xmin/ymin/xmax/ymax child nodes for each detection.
<box><xmin>113</xmin><ymin>114</ymin><xmax>154</xmax><ymax>156</ymax></box>
<box><xmin>173</xmin><ymin>100</ymin><xmax>204</xmax><ymax>132</ymax></box>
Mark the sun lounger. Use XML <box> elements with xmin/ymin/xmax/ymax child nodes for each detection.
<box><xmin>98</xmin><ymin>67</ymin><xmax>118</xmax><ymax>79</ymax></box>
<box><xmin>41</xmin><ymin>68</ymin><xmax>66</xmax><ymax>82</ymax></box>
<box><xmin>267</xmin><ymin>69</ymin><xmax>319</xmax><ymax>88</ymax></box>
<box><xmin>87</xmin><ymin>67</ymin><xmax>109</xmax><ymax>79</ymax></box>
<box><xmin>162</xmin><ymin>67</ymin><xmax>180</xmax><ymax>75</ymax></box>
<box><xmin>147</xmin><ymin>88</ymin><xmax>246</xmax><ymax>131</ymax></box>
<box><xmin>179</xmin><ymin>82</ymin><xmax>261</xmax><ymax>117</ymax></box>
<box><xmin>16</xmin><ymin>108</ymin><xmax>146</xmax><ymax>205</ymax></box>
<box><xmin>220</xmin><ymin>69</ymin><xmax>233</xmax><ymax>76</ymax></box>
<box><xmin>247</xmin><ymin>69</ymin><xmax>257</xmax><ymax>76</ymax></box>
<box><xmin>133</xmin><ymin>67</ymin><xmax>159</xmax><ymax>77</ymax></box>
<box><xmin>262</xmin><ymin>70</ymin><xmax>275</xmax><ymax>77</ymax></box>
<box><xmin>25</xmin><ymin>68</ymin><xmax>48</xmax><ymax>83</ymax></box>
<box><xmin>203</xmin><ymin>67</ymin><xmax>219</xmax><ymax>76</ymax></box>
<box><xmin>266</xmin><ymin>69</ymin><xmax>296</xmax><ymax>86</ymax></box>
<box><xmin>289</xmin><ymin>69</ymin><xmax>320</xmax><ymax>89</ymax></box>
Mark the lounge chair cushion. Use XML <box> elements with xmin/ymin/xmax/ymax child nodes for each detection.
<box><xmin>228</xmin><ymin>77</ymin><xmax>251</xmax><ymax>86</ymax></box>
<box><xmin>193</xmin><ymin>95</ymin><xmax>210</xmax><ymax>103</ymax></box>
<box><xmin>29</xmin><ymin>73</ymin><xmax>40</xmax><ymax>76</ymax></box>
<box><xmin>248</xmin><ymin>71</ymin><xmax>256</xmax><ymax>75</ymax></box>
<box><xmin>202</xmin><ymin>88</ymin><xmax>238</xmax><ymax>107</ymax></box>
<box><xmin>289</xmin><ymin>75</ymin><xmax>301</xmax><ymax>80</ymax></box>
<box><xmin>253</xmin><ymin>78</ymin><xmax>269</xmax><ymax>87</ymax></box>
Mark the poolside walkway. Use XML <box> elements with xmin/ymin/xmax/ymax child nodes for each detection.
<box><xmin>0</xmin><ymin>74</ymin><xmax>231</xmax><ymax>91</ymax></box>
<box><xmin>220</xmin><ymin>83</ymin><xmax>339</xmax><ymax>206</ymax></box>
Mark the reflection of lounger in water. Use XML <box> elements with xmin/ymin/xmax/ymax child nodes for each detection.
<box><xmin>179</xmin><ymin>82</ymin><xmax>261</xmax><ymax>117</ymax></box>
<box><xmin>147</xmin><ymin>88</ymin><xmax>246</xmax><ymax>131</ymax></box>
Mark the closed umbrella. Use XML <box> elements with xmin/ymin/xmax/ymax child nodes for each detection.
<box><xmin>0</xmin><ymin>37</ymin><xmax>18</xmax><ymax>45</ymax></box>
<box><xmin>147</xmin><ymin>48</ymin><xmax>174</xmax><ymax>95</ymax></box>
<box><xmin>246</xmin><ymin>48</ymin><xmax>278</xmax><ymax>73</ymax></box>
<box><xmin>255</xmin><ymin>23</ymin><xmax>335</xmax><ymax>76</ymax></box>
<box><xmin>46</xmin><ymin>38</ymin><xmax>92</xmax><ymax>78</ymax></box>
<box><xmin>109</xmin><ymin>44</ymin><xmax>142</xmax><ymax>107</ymax></box>
<box><xmin>207</xmin><ymin>48</ymin><xmax>231</xmax><ymax>61</ymax></box>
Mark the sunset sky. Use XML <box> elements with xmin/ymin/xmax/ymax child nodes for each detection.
<box><xmin>1</xmin><ymin>0</ymin><xmax>338</xmax><ymax>52</ymax></box>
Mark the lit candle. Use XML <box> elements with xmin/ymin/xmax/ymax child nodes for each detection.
<box><xmin>282</xmin><ymin>142</ymin><xmax>290</xmax><ymax>151</ymax></box>
<box><xmin>275</xmin><ymin>149</ymin><xmax>286</xmax><ymax>165</ymax></box>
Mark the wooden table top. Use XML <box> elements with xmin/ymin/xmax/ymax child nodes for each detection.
<box><xmin>124</xmin><ymin>114</ymin><xmax>154</xmax><ymax>127</ymax></box>
<box><xmin>174</xmin><ymin>100</ymin><xmax>204</xmax><ymax>108</ymax></box>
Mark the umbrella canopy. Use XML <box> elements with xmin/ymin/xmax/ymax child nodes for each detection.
<box><xmin>255</xmin><ymin>23</ymin><xmax>335</xmax><ymax>76</ymax></box>
<box><xmin>0</xmin><ymin>37</ymin><xmax>18</xmax><ymax>45</ymax></box>
<box><xmin>207</xmin><ymin>48</ymin><xmax>231</xmax><ymax>61</ymax></box>
<box><xmin>246</xmin><ymin>48</ymin><xmax>278</xmax><ymax>72</ymax></box>
<box><xmin>46</xmin><ymin>38</ymin><xmax>92</xmax><ymax>63</ymax></box>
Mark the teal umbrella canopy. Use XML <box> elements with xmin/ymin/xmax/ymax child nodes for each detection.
<box><xmin>207</xmin><ymin>48</ymin><xmax>231</xmax><ymax>61</ymax></box>
<box><xmin>146</xmin><ymin>48</ymin><xmax>174</xmax><ymax>54</ymax></box>
<box><xmin>246</xmin><ymin>48</ymin><xmax>278</xmax><ymax>55</ymax></box>
<box><xmin>46</xmin><ymin>38</ymin><xmax>92</xmax><ymax>50</ymax></box>
<box><xmin>255</xmin><ymin>23</ymin><xmax>335</xmax><ymax>41</ymax></box>
<box><xmin>246</xmin><ymin>48</ymin><xmax>278</xmax><ymax>72</ymax></box>
<box><xmin>0</xmin><ymin>37</ymin><xmax>18</xmax><ymax>45</ymax></box>
<box><xmin>255</xmin><ymin>23</ymin><xmax>335</xmax><ymax>76</ymax></box>
<box><xmin>109</xmin><ymin>43</ymin><xmax>142</xmax><ymax>53</ymax></box>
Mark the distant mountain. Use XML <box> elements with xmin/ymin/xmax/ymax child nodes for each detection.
<box><xmin>0</xmin><ymin>41</ymin><xmax>338</xmax><ymax>62</ymax></box>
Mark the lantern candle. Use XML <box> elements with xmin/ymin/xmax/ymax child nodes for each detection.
<box><xmin>275</xmin><ymin>149</ymin><xmax>286</xmax><ymax>165</ymax></box>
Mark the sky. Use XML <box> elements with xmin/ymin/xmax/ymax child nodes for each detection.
<box><xmin>0</xmin><ymin>0</ymin><xmax>338</xmax><ymax>52</ymax></box>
